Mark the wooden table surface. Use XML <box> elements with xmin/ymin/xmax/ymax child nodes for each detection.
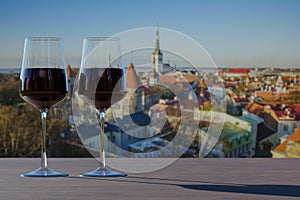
<box><xmin>1</xmin><ymin>158</ymin><xmax>300</xmax><ymax>200</ymax></box>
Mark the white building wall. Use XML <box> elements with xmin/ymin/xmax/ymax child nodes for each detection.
<box><xmin>277</xmin><ymin>121</ymin><xmax>299</xmax><ymax>138</ymax></box>
<box><xmin>241</xmin><ymin>109</ymin><xmax>264</xmax><ymax>157</ymax></box>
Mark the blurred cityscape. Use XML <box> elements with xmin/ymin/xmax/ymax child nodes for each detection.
<box><xmin>1</xmin><ymin>30</ymin><xmax>300</xmax><ymax>158</ymax></box>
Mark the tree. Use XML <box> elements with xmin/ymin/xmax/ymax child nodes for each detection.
<box><xmin>0</xmin><ymin>105</ymin><xmax>40</xmax><ymax>157</ymax></box>
<box><xmin>47</xmin><ymin>107</ymin><xmax>69</xmax><ymax>157</ymax></box>
<box><xmin>0</xmin><ymin>103</ymin><xmax>74</xmax><ymax>157</ymax></box>
<box><xmin>0</xmin><ymin>77</ymin><xmax>22</xmax><ymax>105</ymax></box>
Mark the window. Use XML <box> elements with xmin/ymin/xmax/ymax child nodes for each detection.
<box><xmin>283</xmin><ymin>124</ymin><xmax>289</xmax><ymax>132</ymax></box>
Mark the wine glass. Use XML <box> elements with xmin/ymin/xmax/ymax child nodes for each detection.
<box><xmin>19</xmin><ymin>37</ymin><xmax>68</xmax><ymax>177</ymax></box>
<box><xmin>76</xmin><ymin>37</ymin><xmax>127</xmax><ymax>177</ymax></box>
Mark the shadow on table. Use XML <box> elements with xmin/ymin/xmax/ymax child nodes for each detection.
<box><xmin>129</xmin><ymin>177</ymin><xmax>300</xmax><ymax>197</ymax></box>
<box><xmin>69</xmin><ymin>176</ymin><xmax>300</xmax><ymax>197</ymax></box>
<box><xmin>180</xmin><ymin>184</ymin><xmax>300</xmax><ymax>197</ymax></box>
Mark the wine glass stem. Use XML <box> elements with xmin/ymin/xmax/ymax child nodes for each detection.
<box><xmin>99</xmin><ymin>110</ymin><xmax>106</xmax><ymax>168</ymax></box>
<box><xmin>40</xmin><ymin>108</ymin><xmax>48</xmax><ymax>168</ymax></box>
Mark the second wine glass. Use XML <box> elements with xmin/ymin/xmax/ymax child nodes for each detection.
<box><xmin>77</xmin><ymin>37</ymin><xmax>127</xmax><ymax>177</ymax></box>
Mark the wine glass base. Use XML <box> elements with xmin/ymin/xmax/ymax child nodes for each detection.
<box><xmin>21</xmin><ymin>167</ymin><xmax>68</xmax><ymax>177</ymax></box>
<box><xmin>80</xmin><ymin>166</ymin><xmax>127</xmax><ymax>177</ymax></box>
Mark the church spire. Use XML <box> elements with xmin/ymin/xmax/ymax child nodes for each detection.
<box><xmin>152</xmin><ymin>25</ymin><xmax>163</xmax><ymax>74</ymax></box>
<box><xmin>155</xmin><ymin>26</ymin><xmax>160</xmax><ymax>50</ymax></box>
<box><xmin>153</xmin><ymin>25</ymin><xmax>162</xmax><ymax>55</ymax></box>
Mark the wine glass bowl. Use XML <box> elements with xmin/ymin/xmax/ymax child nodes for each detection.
<box><xmin>78</xmin><ymin>68</ymin><xmax>126</xmax><ymax>110</ymax></box>
<box><xmin>19</xmin><ymin>37</ymin><xmax>68</xmax><ymax>177</ymax></box>
<box><xmin>19</xmin><ymin>68</ymin><xmax>68</xmax><ymax>109</ymax></box>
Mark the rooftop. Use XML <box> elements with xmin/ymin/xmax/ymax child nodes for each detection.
<box><xmin>159</xmin><ymin>75</ymin><xmax>177</xmax><ymax>83</ymax></box>
<box><xmin>182</xmin><ymin>74</ymin><xmax>198</xmax><ymax>83</ymax></box>
<box><xmin>245</xmin><ymin>102</ymin><xmax>265</xmax><ymax>117</ymax></box>
<box><xmin>227</xmin><ymin>68</ymin><xmax>250</xmax><ymax>74</ymax></box>
<box><xmin>274</xmin><ymin>126</ymin><xmax>300</xmax><ymax>153</ymax></box>
<box><xmin>219</xmin><ymin>121</ymin><xmax>251</xmax><ymax>153</ymax></box>
<box><xmin>257</xmin><ymin>123</ymin><xmax>276</xmax><ymax>141</ymax></box>
<box><xmin>237</xmin><ymin>115</ymin><xmax>262</xmax><ymax>126</ymax></box>
<box><xmin>126</xmin><ymin>63</ymin><xmax>142</xmax><ymax>89</ymax></box>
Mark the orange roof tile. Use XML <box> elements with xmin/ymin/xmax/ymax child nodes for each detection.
<box><xmin>183</xmin><ymin>74</ymin><xmax>197</xmax><ymax>83</ymax></box>
<box><xmin>245</xmin><ymin>102</ymin><xmax>264</xmax><ymax>116</ymax></box>
<box><xmin>281</xmin><ymin>75</ymin><xmax>293</xmax><ymax>82</ymax></box>
<box><xmin>126</xmin><ymin>63</ymin><xmax>142</xmax><ymax>89</ymax></box>
<box><xmin>66</xmin><ymin>64</ymin><xmax>76</xmax><ymax>78</ymax></box>
<box><xmin>150</xmin><ymin>104</ymin><xmax>168</xmax><ymax>112</ymax></box>
<box><xmin>159</xmin><ymin>75</ymin><xmax>177</xmax><ymax>83</ymax></box>
<box><xmin>275</xmin><ymin>141</ymin><xmax>288</xmax><ymax>152</ymax></box>
<box><xmin>255</xmin><ymin>91</ymin><xmax>289</xmax><ymax>102</ymax></box>
<box><xmin>255</xmin><ymin>91</ymin><xmax>274</xmax><ymax>101</ymax></box>
<box><xmin>274</xmin><ymin>126</ymin><xmax>300</xmax><ymax>152</ymax></box>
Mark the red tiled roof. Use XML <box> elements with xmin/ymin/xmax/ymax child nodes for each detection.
<box><xmin>291</xmin><ymin>105</ymin><xmax>300</xmax><ymax>114</ymax></box>
<box><xmin>274</xmin><ymin>110</ymin><xmax>296</xmax><ymax>120</ymax></box>
<box><xmin>234</xmin><ymin>97</ymin><xmax>248</xmax><ymax>102</ymax></box>
<box><xmin>227</xmin><ymin>69</ymin><xmax>250</xmax><ymax>74</ymax></box>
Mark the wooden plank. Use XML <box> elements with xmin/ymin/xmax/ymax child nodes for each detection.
<box><xmin>0</xmin><ymin>158</ymin><xmax>300</xmax><ymax>200</ymax></box>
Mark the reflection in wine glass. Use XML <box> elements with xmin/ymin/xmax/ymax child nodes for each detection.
<box><xmin>19</xmin><ymin>37</ymin><xmax>68</xmax><ymax>177</ymax></box>
<box><xmin>76</xmin><ymin>37</ymin><xmax>127</xmax><ymax>177</ymax></box>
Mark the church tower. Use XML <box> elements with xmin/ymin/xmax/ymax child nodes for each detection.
<box><xmin>152</xmin><ymin>27</ymin><xmax>163</xmax><ymax>73</ymax></box>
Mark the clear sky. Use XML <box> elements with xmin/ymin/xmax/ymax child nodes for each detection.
<box><xmin>0</xmin><ymin>0</ymin><xmax>299</xmax><ymax>68</ymax></box>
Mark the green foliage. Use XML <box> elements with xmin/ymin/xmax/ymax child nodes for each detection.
<box><xmin>0</xmin><ymin>104</ymin><xmax>40</xmax><ymax>157</ymax></box>
<box><xmin>0</xmin><ymin>73</ymin><xmax>90</xmax><ymax>157</ymax></box>
<box><xmin>0</xmin><ymin>103</ymin><xmax>89</xmax><ymax>157</ymax></box>
<box><xmin>0</xmin><ymin>77</ymin><xmax>23</xmax><ymax>105</ymax></box>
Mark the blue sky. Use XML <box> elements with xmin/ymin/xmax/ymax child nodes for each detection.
<box><xmin>0</xmin><ymin>0</ymin><xmax>299</xmax><ymax>68</ymax></box>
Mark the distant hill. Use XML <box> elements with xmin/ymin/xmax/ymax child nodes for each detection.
<box><xmin>0</xmin><ymin>68</ymin><xmax>20</xmax><ymax>73</ymax></box>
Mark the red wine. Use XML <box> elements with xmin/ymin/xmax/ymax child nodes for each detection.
<box><xmin>19</xmin><ymin>68</ymin><xmax>68</xmax><ymax>109</ymax></box>
<box><xmin>78</xmin><ymin>68</ymin><xmax>126</xmax><ymax>110</ymax></box>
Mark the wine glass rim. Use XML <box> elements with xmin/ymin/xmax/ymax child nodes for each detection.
<box><xmin>26</xmin><ymin>37</ymin><xmax>62</xmax><ymax>41</ymax></box>
<box><xmin>84</xmin><ymin>36</ymin><xmax>120</xmax><ymax>41</ymax></box>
